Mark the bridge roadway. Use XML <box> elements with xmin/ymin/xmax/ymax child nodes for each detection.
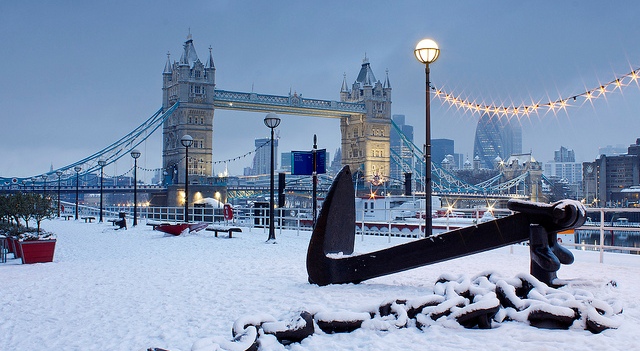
<box><xmin>213</xmin><ymin>90</ymin><xmax>365</xmax><ymax>117</ymax></box>
<box><xmin>0</xmin><ymin>184</ymin><xmax>330</xmax><ymax>196</ymax></box>
<box><xmin>0</xmin><ymin>184</ymin><xmax>529</xmax><ymax>205</ymax></box>
<box><xmin>0</xmin><ymin>184</ymin><xmax>167</xmax><ymax>195</ymax></box>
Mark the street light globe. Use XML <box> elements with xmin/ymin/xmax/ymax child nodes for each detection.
<box><xmin>414</xmin><ymin>38</ymin><xmax>440</xmax><ymax>64</ymax></box>
<box><xmin>264</xmin><ymin>113</ymin><xmax>281</xmax><ymax>129</ymax></box>
<box><xmin>98</xmin><ymin>159</ymin><xmax>107</xmax><ymax>167</ymax></box>
<box><xmin>181</xmin><ymin>134</ymin><xmax>194</xmax><ymax>148</ymax></box>
<box><xmin>56</xmin><ymin>170</ymin><xmax>63</xmax><ymax>177</ymax></box>
<box><xmin>130</xmin><ymin>149</ymin><xmax>141</xmax><ymax>159</ymax></box>
<box><xmin>74</xmin><ymin>166</ymin><xmax>81</xmax><ymax>173</ymax></box>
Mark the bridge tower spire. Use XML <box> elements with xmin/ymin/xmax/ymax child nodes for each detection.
<box><xmin>340</xmin><ymin>57</ymin><xmax>392</xmax><ymax>187</ymax></box>
<box><xmin>162</xmin><ymin>34</ymin><xmax>216</xmax><ymax>197</ymax></box>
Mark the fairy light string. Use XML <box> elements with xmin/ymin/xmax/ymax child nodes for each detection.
<box><xmin>432</xmin><ymin>67</ymin><xmax>640</xmax><ymax>118</ymax></box>
<box><xmin>103</xmin><ymin>138</ymin><xmax>274</xmax><ymax>177</ymax></box>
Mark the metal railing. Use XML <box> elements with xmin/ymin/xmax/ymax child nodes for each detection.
<box><xmin>571</xmin><ymin>207</ymin><xmax>640</xmax><ymax>263</ymax></box>
<box><xmin>58</xmin><ymin>202</ymin><xmax>640</xmax><ymax>262</ymax></box>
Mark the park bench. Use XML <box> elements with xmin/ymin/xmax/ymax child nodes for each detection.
<box><xmin>61</xmin><ymin>215</ymin><xmax>73</xmax><ymax>220</ymax></box>
<box><xmin>81</xmin><ymin>216</ymin><xmax>96</xmax><ymax>223</ymax></box>
<box><xmin>206</xmin><ymin>225</ymin><xmax>242</xmax><ymax>238</ymax></box>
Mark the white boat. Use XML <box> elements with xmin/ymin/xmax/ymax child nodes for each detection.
<box><xmin>354</xmin><ymin>195</ymin><xmax>501</xmax><ymax>236</ymax></box>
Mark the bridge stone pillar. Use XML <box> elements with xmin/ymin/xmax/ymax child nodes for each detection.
<box><xmin>340</xmin><ymin>58</ymin><xmax>392</xmax><ymax>186</ymax></box>
<box><xmin>502</xmin><ymin>154</ymin><xmax>547</xmax><ymax>202</ymax></box>
<box><xmin>162</xmin><ymin>34</ymin><xmax>216</xmax><ymax>199</ymax></box>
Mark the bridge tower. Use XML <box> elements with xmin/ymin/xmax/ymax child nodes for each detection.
<box><xmin>340</xmin><ymin>57</ymin><xmax>392</xmax><ymax>185</ymax></box>
<box><xmin>162</xmin><ymin>34</ymin><xmax>216</xmax><ymax>185</ymax></box>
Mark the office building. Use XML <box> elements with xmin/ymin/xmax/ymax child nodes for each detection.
<box><xmin>473</xmin><ymin>113</ymin><xmax>522</xmax><ymax>169</ymax></box>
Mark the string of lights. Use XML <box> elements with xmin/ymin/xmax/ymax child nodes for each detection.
<box><xmin>102</xmin><ymin>138</ymin><xmax>273</xmax><ymax>177</ymax></box>
<box><xmin>432</xmin><ymin>67</ymin><xmax>640</xmax><ymax>118</ymax></box>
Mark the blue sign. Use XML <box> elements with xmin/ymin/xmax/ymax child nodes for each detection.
<box><xmin>291</xmin><ymin>149</ymin><xmax>326</xmax><ymax>175</ymax></box>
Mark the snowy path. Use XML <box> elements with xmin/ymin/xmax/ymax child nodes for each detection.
<box><xmin>1</xmin><ymin>219</ymin><xmax>639</xmax><ymax>350</ymax></box>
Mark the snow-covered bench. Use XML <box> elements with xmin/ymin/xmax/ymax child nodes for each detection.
<box><xmin>206</xmin><ymin>225</ymin><xmax>242</xmax><ymax>238</ymax></box>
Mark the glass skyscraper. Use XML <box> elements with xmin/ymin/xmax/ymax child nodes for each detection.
<box><xmin>473</xmin><ymin>113</ymin><xmax>522</xmax><ymax>169</ymax></box>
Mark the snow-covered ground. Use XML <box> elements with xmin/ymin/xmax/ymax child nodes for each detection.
<box><xmin>2</xmin><ymin>219</ymin><xmax>639</xmax><ymax>351</ymax></box>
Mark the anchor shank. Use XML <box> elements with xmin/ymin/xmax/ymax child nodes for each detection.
<box><xmin>310</xmin><ymin>213</ymin><xmax>531</xmax><ymax>286</ymax></box>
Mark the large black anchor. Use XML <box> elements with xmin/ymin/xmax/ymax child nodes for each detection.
<box><xmin>306</xmin><ymin>166</ymin><xmax>586</xmax><ymax>286</ymax></box>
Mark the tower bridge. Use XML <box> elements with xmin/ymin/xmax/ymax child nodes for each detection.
<box><xmin>1</xmin><ymin>34</ymin><xmax>544</xmax><ymax>208</ymax></box>
<box><xmin>162</xmin><ymin>35</ymin><xmax>391</xmax><ymax>205</ymax></box>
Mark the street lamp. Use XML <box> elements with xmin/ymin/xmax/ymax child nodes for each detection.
<box><xmin>180</xmin><ymin>135</ymin><xmax>193</xmax><ymax>222</ymax></box>
<box><xmin>98</xmin><ymin>159</ymin><xmax>107</xmax><ymax>222</ymax></box>
<box><xmin>130</xmin><ymin>150</ymin><xmax>141</xmax><ymax>226</ymax></box>
<box><xmin>264</xmin><ymin>112</ymin><xmax>281</xmax><ymax>242</ymax></box>
<box><xmin>414</xmin><ymin>38</ymin><xmax>440</xmax><ymax>237</ymax></box>
<box><xmin>31</xmin><ymin>177</ymin><xmax>37</xmax><ymax>192</ymax></box>
<box><xmin>56</xmin><ymin>170</ymin><xmax>63</xmax><ymax>217</ymax></box>
<box><xmin>41</xmin><ymin>174</ymin><xmax>48</xmax><ymax>196</ymax></box>
<box><xmin>74</xmin><ymin>166</ymin><xmax>82</xmax><ymax>220</ymax></box>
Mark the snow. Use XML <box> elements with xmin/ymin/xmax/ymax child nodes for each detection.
<box><xmin>2</xmin><ymin>219</ymin><xmax>640</xmax><ymax>351</ymax></box>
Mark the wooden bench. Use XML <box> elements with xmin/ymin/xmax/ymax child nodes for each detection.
<box><xmin>81</xmin><ymin>216</ymin><xmax>96</xmax><ymax>223</ymax></box>
<box><xmin>61</xmin><ymin>215</ymin><xmax>73</xmax><ymax>220</ymax></box>
<box><xmin>206</xmin><ymin>225</ymin><xmax>242</xmax><ymax>238</ymax></box>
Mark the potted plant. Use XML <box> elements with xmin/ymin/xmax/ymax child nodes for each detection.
<box><xmin>17</xmin><ymin>193</ymin><xmax>56</xmax><ymax>264</ymax></box>
<box><xmin>0</xmin><ymin>194</ymin><xmax>24</xmax><ymax>258</ymax></box>
<box><xmin>0</xmin><ymin>192</ymin><xmax>56</xmax><ymax>263</ymax></box>
<box><xmin>18</xmin><ymin>231</ymin><xmax>57</xmax><ymax>264</ymax></box>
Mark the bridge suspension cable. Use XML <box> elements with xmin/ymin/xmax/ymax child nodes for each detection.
<box><xmin>1</xmin><ymin>102</ymin><xmax>179</xmax><ymax>184</ymax></box>
<box><xmin>389</xmin><ymin>119</ymin><xmax>533</xmax><ymax>195</ymax></box>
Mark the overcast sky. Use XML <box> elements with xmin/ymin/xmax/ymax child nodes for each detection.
<box><xmin>1</xmin><ymin>1</ymin><xmax>639</xmax><ymax>181</ymax></box>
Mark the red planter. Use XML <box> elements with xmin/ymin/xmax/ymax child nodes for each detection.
<box><xmin>8</xmin><ymin>237</ymin><xmax>22</xmax><ymax>258</ymax></box>
<box><xmin>18</xmin><ymin>239</ymin><xmax>56</xmax><ymax>264</ymax></box>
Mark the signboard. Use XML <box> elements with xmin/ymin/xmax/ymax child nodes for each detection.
<box><xmin>291</xmin><ymin>149</ymin><xmax>326</xmax><ymax>175</ymax></box>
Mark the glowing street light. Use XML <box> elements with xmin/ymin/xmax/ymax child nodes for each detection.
<box><xmin>414</xmin><ymin>38</ymin><xmax>440</xmax><ymax>237</ymax></box>
<box><xmin>74</xmin><ymin>166</ymin><xmax>81</xmax><ymax>220</ymax></box>
<box><xmin>264</xmin><ymin>113</ymin><xmax>281</xmax><ymax>242</ymax></box>
<box><xmin>181</xmin><ymin>135</ymin><xmax>193</xmax><ymax>222</ymax></box>
<box><xmin>41</xmin><ymin>174</ymin><xmax>48</xmax><ymax>196</ymax></box>
<box><xmin>55</xmin><ymin>170</ymin><xmax>63</xmax><ymax>217</ymax></box>
<box><xmin>130</xmin><ymin>150</ymin><xmax>141</xmax><ymax>226</ymax></box>
<box><xmin>98</xmin><ymin>159</ymin><xmax>107</xmax><ymax>223</ymax></box>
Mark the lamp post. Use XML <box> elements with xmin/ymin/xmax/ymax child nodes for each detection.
<box><xmin>312</xmin><ymin>134</ymin><xmax>318</xmax><ymax>229</ymax></box>
<box><xmin>98</xmin><ymin>159</ymin><xmax>107</xmax><ymax>222</ymax></box>
<box><xmin>130</xmin><ymin>150</ymin><xmax>141</xmax><ymax>226</ymax></box>
<box><xmin>56</xmin><ymin>170</ymin><xmax>63</xmax><ymax>217</ymax></box>
<box><xmin>181</xmin><ymin>135</ymin><xmax>193</xmax><ymax>222</ymax></box>
<box><xmin>414</xmin><ymin>38</ymin><xmax>440</xmax><ymax>237</ymax></box>
<box><xmin>264</xmin><ymin>113</ymin><xmax>281</xmax><ymax>242</ymax></box>
<box><xmin>74</xmin><ymin>166</ymin><xmax>82</xmax><ymax>220</ymax></box>
<box><xmin>31</xmin><ymin>177</ymin><xmax>37</xmax><ymax>192</ymax></box>
<box><xmin>41</xmin><ymin>174</ymin><xmax>48</xmax><ymax>197</ymax></box>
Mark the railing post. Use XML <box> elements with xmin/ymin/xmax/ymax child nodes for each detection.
<box><xmin>599</xmin><ymin>209</ymin><xmax>605</xmax><ymax>263</ymax></box>
<box><xmin>387</xmin><ymin>207</ymin><xmax>392</xmax><ymax>243</ymax></box>
<box><xmin>361</xmin><ymin>207</ymin><xmax>366</xmax><ymax>242</ymax></box>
